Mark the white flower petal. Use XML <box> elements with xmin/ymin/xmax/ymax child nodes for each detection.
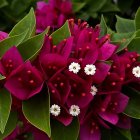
<box><xmin>84</xmin><ymin>64</ymin><xmax>96</xmax><ymax>75</ymax></box>
<box><xmin>50</xmin><ymin>104</ymin><xmax>61</xmax><ymax>116</ymax></box>
<box><xmin>69</xmin><ymin>105</ymin><xmax>80</xmax><ymax>116</ymax></box>
<box><xmin>132</xmin><ymin>66</ymin><xmax>140</xmax><ymax>78</ymax></box>
<box><xmin>90</xmin><ymin>85</ymin><xmax>98</xmax><ymax>96</ymax></box>
<box><xmin>69</xmin><ymin>62</ymin><xmax>81</xmax><ymax>74</ymax></box>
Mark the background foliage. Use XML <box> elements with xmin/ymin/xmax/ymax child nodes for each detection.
<box><xmin>0</xmin><ymin>0</ymin><xmax>140</xmax><ymax>31</ymax></box>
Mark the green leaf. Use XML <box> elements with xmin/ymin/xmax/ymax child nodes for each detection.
<box><xmin>117</xmin><ymin>0</ymin><xmax>133</xmax><ymax>12</ymax></box>
<box><xmin>87</xmin><ymin>0</ymin><xmax>107</xmax><ymax>12</ymax></box>
<box><xmin>0</xmin><ymin>88</ymin><xmax>12</xmax><ymax>133</ymax></box>
<box><xmin>101</xmin><ymin>129</ymin><xmax>111</xmax><ymax>140</ymax></box>
<box><xmin>110</xmin><ymin>129</ymin><xmax>131</xmax><ymax>140</ymax></box>
<box><xmin>89</xmin><ymin>12</ymin><xmax>98</xmax><ymax>19</ymax></box>
<box><xmin>128</xmin><ymin>37</ymin><xmax>140</xmax><ymax>53</ymax></box>
<box><xmin>17</xmin><ymin>28</ymin><xmax>48</xmax><ymax>61</ymax></box>
<box><xmin>78</xmin><ymin>12</ymin><xmax>90</xmax><ymax>20</ymax></box>
<box><xmin>101</xmin><ymin>128</ymin><xmax>132</xmax><ymax>140</ymax></box>
<box><xmin>10</xmin><ymin>0</ymin><xmax>32</xmax><ymax>16</ymax></box>
<box><xmin>0</xmin><ymin>75</ymin><xmax>6</xmax><ymax>80</ymax></box>
<box><xmin>131</xmin><ymin>119</ymin><xmax>140</xmax><ymax>140</ymax></box>
<box><xmin>0</xmin><ymin>111</ymin><xmax>18</xmax><ymax>139</ymax></box>
<box><xmin>51</xmin><ymin>117</ymin><xmax>79</xmax><ymax>140</ymax></box>
<box><xmin>72</xmin><ymin>2</ymin><xmax>86</xmax><ymax>12</ymax></box>
<box><xmin>135</xmin><ymin>29</ymin><xmax>140</xmax><ymax>37</ymax></box>
<box><xmin>118</xmin><ymin>129</ymin><xmax>132</xmax><ymax>140</ymax></box>
<box><xmin>51</xmin><ymin>21</ymin><xmax>71</xmax><ymax>45</ymax></box>
<box><xmin>22</xmin><ymin>90</ymin><xmax>51</xmax><ymax>137</ymax></box>
<box><xmin>115</xmin><ymin>32</ymin><xmax>136</xmax><ymax>53</ymax></box>
<box><xmin>72</xmin><ymin>0</ymin><xmax>80</xmax><ymax>2</ymax></box>
<box><xmin>98</xmin><ymin>60</ymin><xmax>112</xmax><ymax>66</ymax></box>
<box><xmin>9</xmin><ymin>8</ymin><xmax>36</xmax><ymax>40</ymax></box>
<box><xmin>135</xmin><ymin>7</ymin><xmax>140</xmax><ymax>30</ymax></box>
<box><xmin>124</xmin><ymin>87</ymin><xmax>140</xmax><ymax>119</ymax></box>
<box><xmin>0</xmin><ymin>0</ymin><xmax>8</xmax><ymax>8</ymax></box>
<box><xmin>111</xmin><ymin>32</ymin><xmax>133</xmax><ymax>42</ymax></box>
<box><xmin>107</xmin><ymin>28</ymin><xmax>114</xmax><ymax>34</ymax></box>
<box><xmin>0</xmin><ymin>30</ymin><xmax>28</xmax><ymax>57</ymax></box>
<box><xmin>100</xmin><ymin>15</ymin><xmax>108</xmax><ymax>38</ymax></box>
<box><xmin>100</xmin><ymin>2</ymin><xmax>120</xmax><ymax>12</ymax></box>
<box><xmin>116</xmin><ymin>16</ymin><xmax>135</xmax><ymax>33</ymax></box>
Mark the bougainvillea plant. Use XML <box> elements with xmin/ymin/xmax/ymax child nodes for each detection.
<box><xmin>0</xmin><ymin>0</ymin><xmax>140</xmax><ymax>140</ymax></box>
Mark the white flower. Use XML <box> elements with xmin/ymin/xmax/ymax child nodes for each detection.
<box><xmin>84</xmin><ymin>64</ymin><xmax>96</xmax><ymax>75</ymax></box>
<box><xmin>90</xmin><ymin>85</ymin><xmax>98</xmax><ymax>96</ymax></box>
<box><xmin>69</xmin><ymin>62</ymin><xmax>81</xmax><ymax>74</ymax></box>
<box><xmin>50</xmin><ymin>104</ymin><xmax>61</xmax><ymax>116</ymax></box>
<box><xmin>132</xmin><ymin>66</ymin><xmax>140</xmax><ymax>78</ymax></box>
<box><xmin>69</xmin><ymin>105</ymin><xmax>80</xmax><ymax>116</ymax></box>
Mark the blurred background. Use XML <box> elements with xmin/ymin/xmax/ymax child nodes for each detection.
<box><xmin>0</xmin><ymin>0</ymin><xmax>140</xmax><ymax>32</ymax></box>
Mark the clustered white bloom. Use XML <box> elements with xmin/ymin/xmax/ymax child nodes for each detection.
<box><xmin>132</xmin><ymin>66</ymin><xmax>140</xmax><ymax>78</ymax></box>
<box><xmin>50</xmin><ymin>104</ymin><xmax>80</xmax><ymax>117</ymax></box>
<box><xmin>69</xmin><ymin>105</ymin><xmax>80</xmax><ymax>116</ymax></box>
<box><xmin>90</xmin><ymin>85</ymin><xmax>98</xmax><ymax>96</ymax></box>
<box><xmin>69</xmin><ymin>62</ymin><xmax>96</xmax><ymax>76</ymax></box>
<box><xmin>50</xmin><ymin>104</ymin><xmax>61</xmax><ymax>116</ymax></box>
<box><xmin>84</xmin><ymin>64</ymin><xmax>96</xmax><ymax>75</ymax></box>
<box><xmin>69</xmin><ymin>62</ymin><xmax>81</xmax><ymax>74</ymax></box>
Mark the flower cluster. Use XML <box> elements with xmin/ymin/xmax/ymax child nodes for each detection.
<box><xmin>35</xmin><ymin>0</ymin><xmax>73</xmax><ymax>33</ymax></box>
<box><xmin>1</xmin><ymin>16</ymin><xmax>140</xmax><ymax>139</ymax></box>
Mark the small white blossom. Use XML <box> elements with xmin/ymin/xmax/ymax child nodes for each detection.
<box><xmin>69</xmin><ymin>62</ymin><xmax>81</xmax><ymax>74</ymax></box>
<box><xmin>84</xmin><ymin>64</ymin><xmax>96</xmax><ymax>75</ymax></box>
<box><xmin>132</xmin><ymin>66</ymin><xmax>140</xmax><ymax>78</ymax></box>
<box><xmin>90</xmin><ymin>85</ymin><xmax>98</xmax><ymax>96</ymax></box>
<box><xmin>69</xmin><ymin>105</ymin><xmax>80</xmax><ymax>116</ymax></box>
<box><xmin>50</xmin><ymin>104</ymin><xmax>61</xmax><ymax>116</ymax></box>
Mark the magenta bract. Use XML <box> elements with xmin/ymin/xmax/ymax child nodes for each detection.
<box><xmin>36</xmin><ymin>0</ymin><xmax>73</xmax><ymax>33</ymax></box>
<box><xmin>5</xmin><ymin>61</ymin><xmax>44</xmax><ymax>100</ymax></box>
<box><xmin>0</xmin><ymin>31</ymin><xmax>8</xmax><ymax>41</ymax></box>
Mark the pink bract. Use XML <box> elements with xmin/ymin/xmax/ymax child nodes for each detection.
<box><xmin>36</xmin><ymin>0</ymin><xmax>73</xmax><ymax>33</ymax></box>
